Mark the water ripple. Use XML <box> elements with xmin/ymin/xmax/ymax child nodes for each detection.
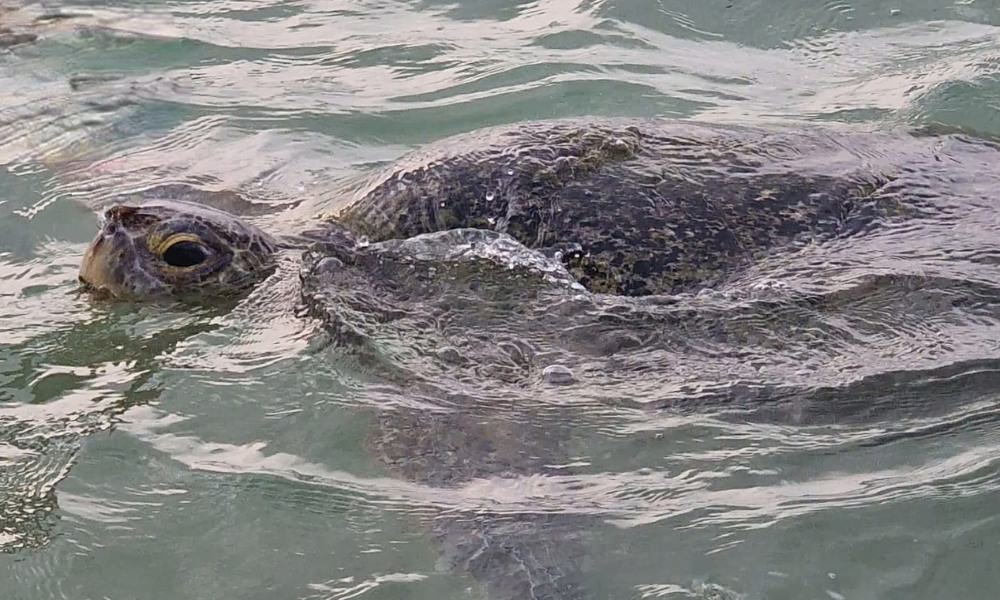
<box><xmin>3</xmin><ymin>0</ymin><xmax>1000</xmax><ymax>597</ymax></box>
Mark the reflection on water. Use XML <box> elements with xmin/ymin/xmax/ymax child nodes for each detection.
<box><xmin>3</xmin><ymin>0</ymin><xmax>1000</xmax><ymax>598</ymax></box>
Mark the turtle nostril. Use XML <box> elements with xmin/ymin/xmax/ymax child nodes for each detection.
<box><xmin>104</xmin><ymin>222</ymin><xmax>118</xmax><ymax>236</ymax></box>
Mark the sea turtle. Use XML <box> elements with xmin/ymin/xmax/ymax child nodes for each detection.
<box><xmin>76</xmin><ymin>118</ymin><xmax>920</xmax><ymax>300</ymax></box>
<box><xmin>75</xmin><ymin>118</ymin><xmax>993</xmax><ymax>599</ymax></box>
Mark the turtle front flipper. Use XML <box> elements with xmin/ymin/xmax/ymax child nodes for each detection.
<box><xmin>300</xmin><ymin>229</ymin><xmax>599</xmax><ymax>598</ymax></box>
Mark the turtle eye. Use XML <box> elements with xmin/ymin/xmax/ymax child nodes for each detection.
<box><xmin>162</xmin><ymin>240</ymin><xmax>209</xmax><ymax>268</ymax></box>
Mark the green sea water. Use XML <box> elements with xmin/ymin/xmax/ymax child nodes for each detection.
<box><xmin>3</xmin><ymin>1</ymin><xmax>1000</xmax><ymax>598</ymax></box>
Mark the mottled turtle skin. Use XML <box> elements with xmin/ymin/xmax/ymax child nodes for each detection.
<box><xmin>78</xmin><ymin>200</ymin><xmax>278</xmax><ymax>298</ymax></box>
<box><xmin>340</xmin><ymin>119</ymin><xmax>905</xmax><ymax>296</ymax></box>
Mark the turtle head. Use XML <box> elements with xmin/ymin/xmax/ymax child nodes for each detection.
<box><xmin>78</xmin><ymin>200</ymin><xmax>278</xmax><ymax>299</ymax></box>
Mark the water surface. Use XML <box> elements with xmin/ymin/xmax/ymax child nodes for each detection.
<box><xmin>2</xmin><ymin>0</ymin><xmax>1000</xmax><ymax>598</ymax></box>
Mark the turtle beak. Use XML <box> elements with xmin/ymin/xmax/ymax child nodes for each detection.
<box><xmin>78</xmin><ymin>231</ymin><xmax>119</xmax><ymax>294</ymax></box>
<box><xmin>79</xmin><ymin>205</ymin><xmax>141</xmax><ymax>297</ymax></box>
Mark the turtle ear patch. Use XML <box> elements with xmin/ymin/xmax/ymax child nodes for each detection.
<box><xmin>163</xmin><ymin>240</ymin><xmax>209</xmax><ymax>268</ymax></box>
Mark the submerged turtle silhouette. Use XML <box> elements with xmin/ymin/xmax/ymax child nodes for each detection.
<box><xmin>77</xmin><ymin>118</ymin><xmax>980</xmax><ymax>599</ymax></box>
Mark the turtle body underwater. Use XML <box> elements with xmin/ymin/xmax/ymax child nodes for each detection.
<box><xmin>76</xmin><ymin>118</ymin><xmax>1000</xmax><ymax>600</ymax></box>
